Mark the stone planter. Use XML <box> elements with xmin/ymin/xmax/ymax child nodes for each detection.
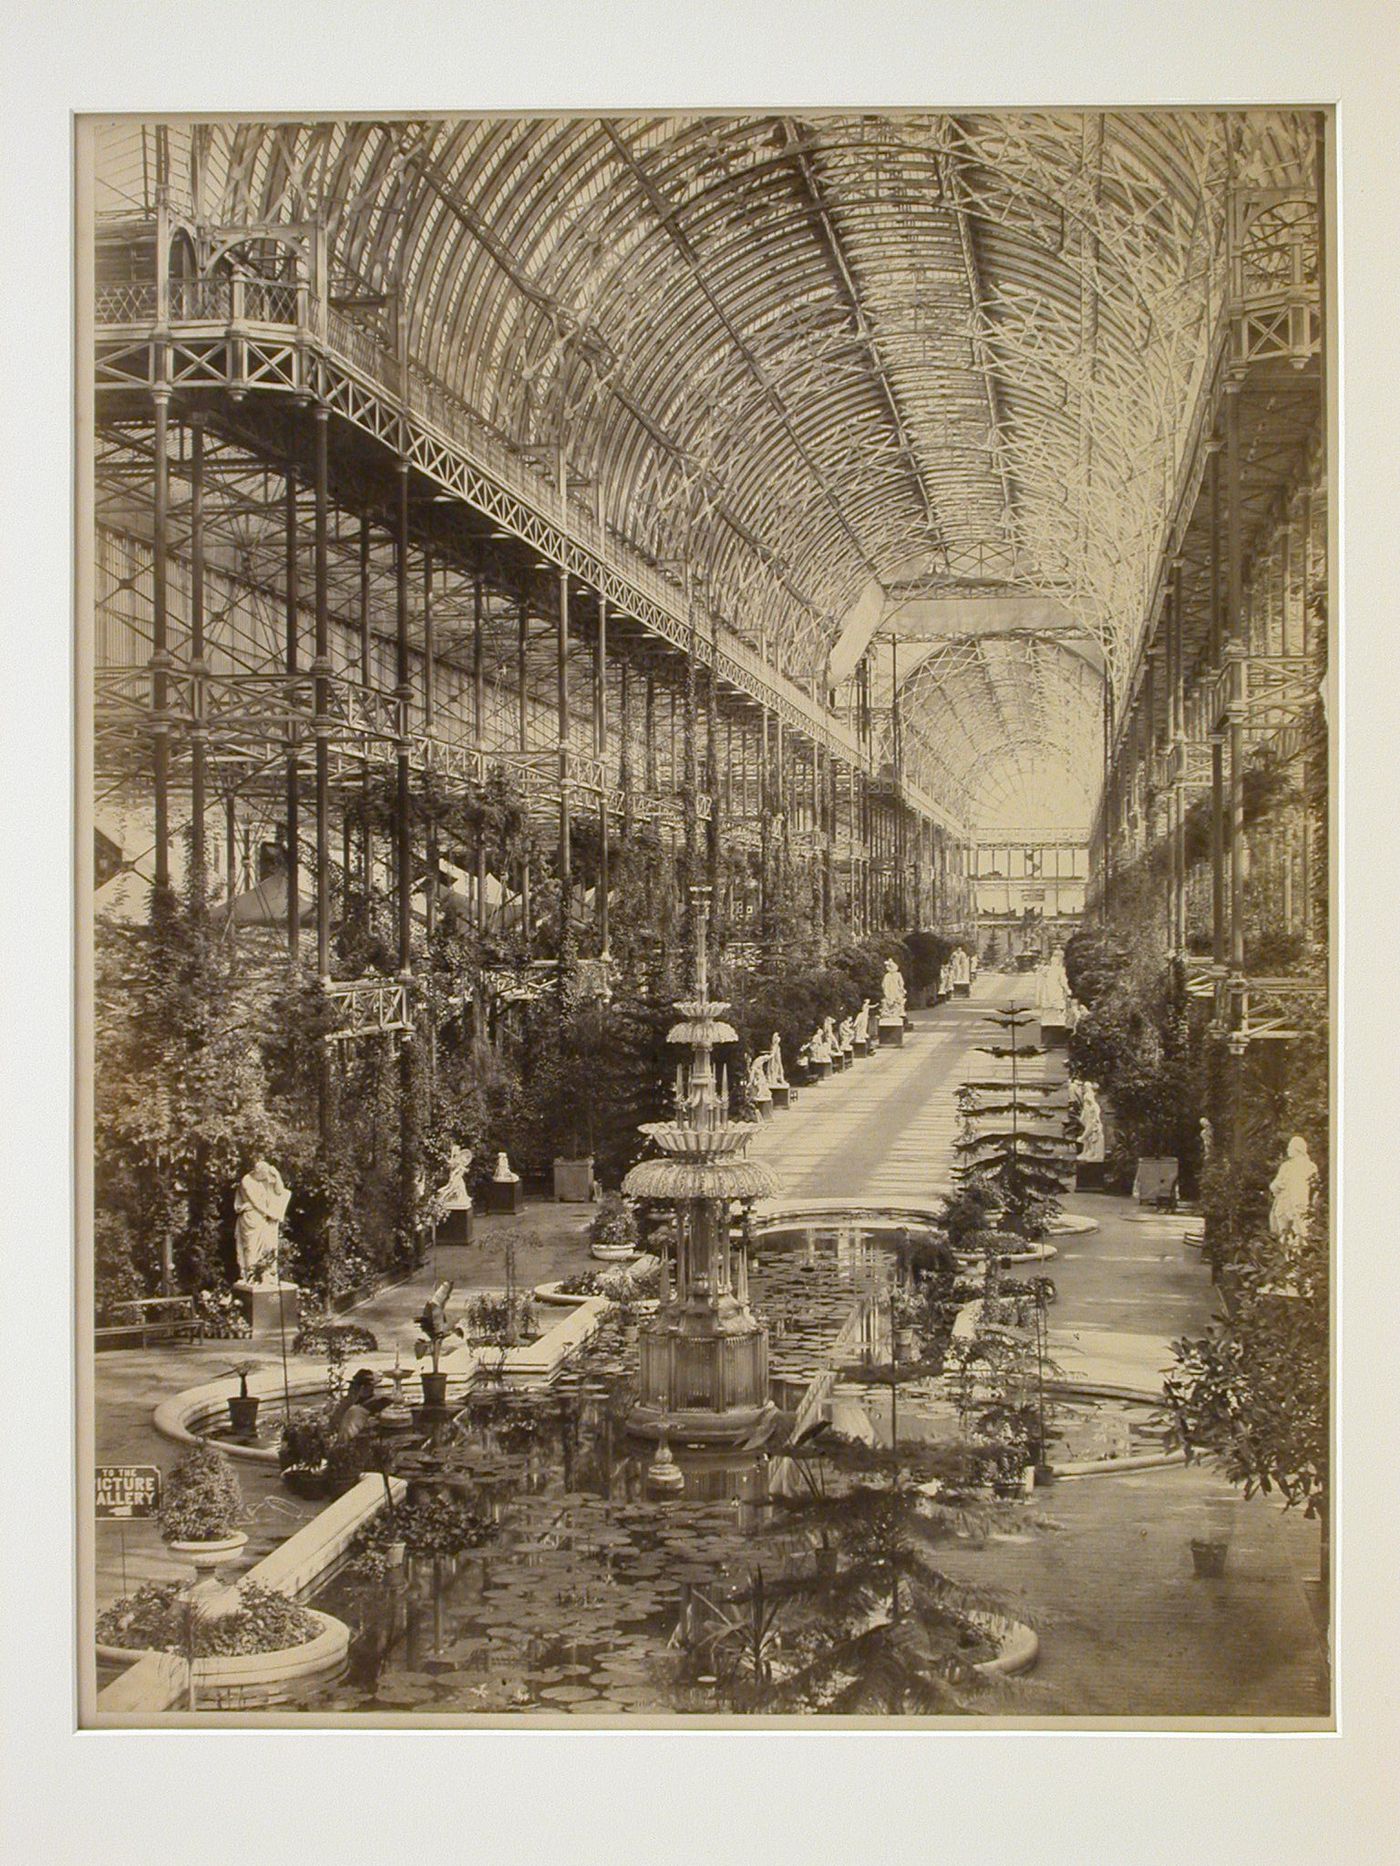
<box><xmin>166</xmin><ymin>1530</ymin><xmax>248</xmax><ymax>1576</ymax></box>
<box><xmin>98</xmin><ymin>1609</ymin><xmax>351</xmax><ymax>1709</ymax></box>
<box><xmin>553</xmin><ymin>1156</ymin><xmax>595</xmax><ymax>1202</ymax></box>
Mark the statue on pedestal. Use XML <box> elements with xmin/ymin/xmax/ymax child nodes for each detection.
<box><xmin>880</xmin><ymin>958</ymin><xmax>907</xmax><ymax>1021</ymax></box>
<box><xmin>234</xmin><ymin>1160</ymin><xmax>291</xmax><ymax>1285</ymax></box>
<box><xmin>853</xmin><ymin>1000</ymin><xmax>871</xmax><ymax>1044</ymax></box>
<box><xmin>950</xmin><ymin>947</ymin><xmax>971</xmax><ymax>988</ymax></box>
<box><xmin>493</xmin><ymin>1150</ymin><xmax>519</xmax><ymax>1183</ymax></box>
<box><xmin>938</xmin><ymin>963</ymin><xmax>951</xmax><ymax>998</ymax></box>
<box><xmin>821</xmin><ymin>1015</ymin><xmax>839</xmax><ymax>1055</ymax></box>
<box><xmin>838</xmin><ymin>1015</ymin><xmax>855</xmax><ymax>1053</ymax></box>
<box><xmin>1269</xmin><ymin>1136</ymin><xmax>1318</xmax><ymax>1250</ymax></box>
<box><xmin>1038</xmin><ymin>945</ymin><xmax>1069</xmax><ymax>1019</ymax></box>
<box><xmin>1074</xmin><ymin>1081</ymin><xmax>1106</xmax><ymax>1164</ymax></box>
<box><xmin>767</xmin><ymin>1031</ymin><xmax>787</xmax><ymax>1088</ymax></box>
<box><xmin>746</xmin><ymin>1050</ymin><xmax>772</xmax><ymax>1104</ymax></box>
<box><xmin>1199</xmin><ymin>1116</ymin><xmax>1214</xmax><ymax>1165</ymax></box>
<box><xmin>436</xmin><ymin>1144</ymin><xmax>473</xmax><ymax>1211</ymax></box>
<box><xmin>809</xmin><ymin>1024</ymin><xmax>831</xmax><ymax>1063</ymax></box>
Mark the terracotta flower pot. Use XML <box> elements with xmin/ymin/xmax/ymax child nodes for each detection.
<box><xmin>1189</xmin><ymin>1537</ymin><xmax>1229</xmax><ymax>1578</ymax></box>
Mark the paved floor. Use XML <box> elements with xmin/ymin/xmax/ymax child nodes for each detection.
<box><xmin>91</xmin><ymin>969</ymin><xmax>1330</xmax><ymax>1718</ymax></box>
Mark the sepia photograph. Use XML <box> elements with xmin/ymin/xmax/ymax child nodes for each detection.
<box><xmin>74</xmin><ymin>103</ymin><xmax>1337</xmax><ymax>1731</ymax></box>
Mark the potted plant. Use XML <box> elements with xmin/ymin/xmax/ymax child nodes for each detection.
<box><xmin>588</xmin><ymin>1191</ymin><xmax>640</xmax><ymax>1262</ymax></box>
<box><xmin>414</xmin><ymin>1280</ymin><xmax>464</xmax><ymax>1409</ymax></box>
<box><xmin>159</xmin><ymin>1442</ymin><xmax>247</xmax><ymax>1573</ymax></box>
<box><xmin>224</xmin><ymin>1361</ymin><xmax>262</xmax><ymax>1438</ymax></box>
<box><xmin>277</xmin><ymin>1411</ymin><xmax>334</xmax><ymax>1498</ymax></box>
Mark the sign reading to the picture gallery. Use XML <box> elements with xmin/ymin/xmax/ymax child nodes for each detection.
<box><xmin>95</xmin><ymin>1465</ymin><xmax>162</xmax><ymax>1519</ymax></box>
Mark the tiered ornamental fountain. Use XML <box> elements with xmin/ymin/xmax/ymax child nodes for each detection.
<box><xmin>623</xmin><ymin>893</ymin><xmax>782</xmax><ymax>1447</ymax></box>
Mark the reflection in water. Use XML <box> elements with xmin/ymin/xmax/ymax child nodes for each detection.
<box><xmin>293</xmin><ymin>1222</ymin><xmax>934</xmax><ymax>1714</ymax></box>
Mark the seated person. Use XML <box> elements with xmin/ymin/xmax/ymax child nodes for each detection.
<box><xmin>331</xmin><ymin>1368</ymin><xmax>384</xmax><ymax>1445</ymax></box>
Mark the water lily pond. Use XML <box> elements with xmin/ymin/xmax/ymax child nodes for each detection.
<box><xmin>283</xmin><ymin>1222</ymin><xmax>1023</xmax><ymax>1716</ymax></box>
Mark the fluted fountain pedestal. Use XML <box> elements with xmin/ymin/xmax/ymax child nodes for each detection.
<box><xmin>630</xmin><ymin>1290</ymin><xmax>775</xmax><ymax>1445</ymax></box>
<box><xmin>623</xmin><ymin>893</ymin><xmax>782</xmax><ymax>1451</ymax></box>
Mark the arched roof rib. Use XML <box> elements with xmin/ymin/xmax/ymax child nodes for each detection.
<box><xmin>100</xmin><ymin>109</ymin><xmax>1319</xmax><ymax>835</ymax></box>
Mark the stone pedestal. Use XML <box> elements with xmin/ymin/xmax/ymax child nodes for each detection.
<box><xmin>754</xmin><ymin>1099</ymin><xmax>773</xmax><ymax>1122</ymax></box>
<box><xmin>1076</xmin><ymin>1161</ymin><xmax>1106</xmax><ymax>1191</ymax></box>
<box><xmin>853</xmin><ymin>1039</ymin><xmax>869</xmax><ymax>1058</ymax></box>
<box><xmin>953</xmin><ymin>981</ymin><xmax>971</xmax><ymax>997</ymax></box>
<box><xmin>1041</xmin><ymin>1019</ymin><xmax>1069</xmax><ymax>1049</ymax></box>
<box><xmin>438</xmin><ymin>1206</ymin><xmax>473</xmax><ymax>1245</ymax></box>
<box><xmin>878</xmin><ymin>1017</ymin><xmax>904</xmax><ymax>1047</ymax></box>
<box><xmin>482</xmin><ymin>1177</ymin><xmax>524</xmax><ymax>1215</ymax></box>
<box><xmin>770</xmin><ymin>1083</ymin><xmax>791</xmax><ymax>1109</ymax></box>
<box><xmin>813</xmin><ymin>1057</ymin><xmax>832</xmax><ymax>1079</ymax></box>
<box><xmin>234</xmin><ymin>1280</ymin><xmax>300</xmax><ymax>1340</ymax></box>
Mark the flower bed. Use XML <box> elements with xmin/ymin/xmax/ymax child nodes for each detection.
<box><xmin>292</xmin><ymin>1319</ymin><xmax>379</xmax><ymax>1356</ymax></box>
<box><xmin>97</xmin><ymin>1580</ymin><xmax>321</xmax><ymax>1660</ymax></box>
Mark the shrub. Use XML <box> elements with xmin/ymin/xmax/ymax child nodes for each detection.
<box><xmin>588</xmin><ymin>1192</ymin><xmax>640</xmax><ymax>1253</ymax></box>
<box><xmin>158</xmin><ymin>1443</ymin><xmax>243</xmax><ymax>1543</ymax></box>
<box><xmin>97</xmin><ymin>1580</ymin><xmax>319</xmax><ymax>1657</ymax></box>
<box><xmin>359</xmin><ymin>1493</ymin><xmax>496</xmax><ymax>1559</ymax></box>
<box><xmin>191</xmin><ymin>1287</ymin><xmax>252</xmax><ymax>1340</ymax></box>
<box><xmin>292</xmin><ymin>1318</ymin><xmax>379</xmax><ymax>1357</ymax></box>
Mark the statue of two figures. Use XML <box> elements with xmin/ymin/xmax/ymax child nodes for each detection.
<box><xmin>436</xmin><ymin>1144</ymin><xmax>473</xmax><ymax>1211</ymax></box>
<box><xmin>435</xmin><ymin>1143</ymin><xmax>474</xmax><ymax>1243</ymax></box>
<box><xmin>234</xmin><ymin>1160</ymin><xmax>291</xmax><ymax>1286</ymax></box>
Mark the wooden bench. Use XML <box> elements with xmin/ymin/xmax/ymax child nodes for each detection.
<box><xmin>96</xmin><ymin>1296</ymin><xmax>198</xmax><ymax>1350</ymax></box>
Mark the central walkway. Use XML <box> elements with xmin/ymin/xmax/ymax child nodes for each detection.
<box><xmin>749</xmin><ymin>975</ymin><xmax>1019</xmax><ymax>1205</ymax></box>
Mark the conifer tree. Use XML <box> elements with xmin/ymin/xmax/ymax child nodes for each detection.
<box><xmin>952</xmin><ymin>1002</ymin><xmax>1078</xmax><ymax>1241</ymax></box>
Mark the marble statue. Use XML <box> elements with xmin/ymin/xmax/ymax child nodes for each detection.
<box><xmin>938</xmin><ymin>963</ymin><xmax>951</xmax><ymax>998</ymax></box>
<box><xmin>950</xmin><ymin>946</ymin><xmax>971</xmax><ymax>987</ymax></box>
<box><xmin>492</xmin><ymin>1150</ymin><xmax>520</xmax><ymax>1184</ymax></box>
<box><xmin>853</xmin><ymin>999</ymin><xmax>872</xmax><ymax>1044</ymax></box>
<box><xmin>1199</xmin><ymin>1117</ymin><xmax>1214</xmax><ymax>1164</ymax></box>
<box><xmin>1074</xmin><ymin>1080</ymin><xmax>1106</xmax><ymax>1164</ymax></box>
<box><xmin>436</xmin><ymin>1144</ymin><xmax>473</xmax><ymax>1211</ymax></box>
<box><xmin>821</xmin><ymin>1016</ymin><xmax>839</xmax><ymax>1054</ymax></box>
<box><xmin>746</xmin><ymin>1050</ymin><xmax>772</xmax><ymax>1103</ymax></box>
<box><xmin>1037</xmin><ymin>945</ymin><xmax>1070</xmax><ymax>1018</ymax></box>
<box><xmin>234</xmin><ymin>1160</ymin><xmax>291</xmax><ymax>1284</ymax></box>
<box><xmin>809</xmin><ymin>1025</ymin><xmax>831</xmax><ymax>1063</ymax></box>
<box><xmin>880</xmin><ymin>958</ymin><xmax>907</xmax><ymax>1020</ymax></box>
<box><xmin>838</xmin><ymin>1015</ymin><xmax>855</xmax><ymax>1053</ymax></box>
<box><xmin>767</xmin><ymin>1031</ymin><xmax>787</xmax><ymax>1087</ymax></box>
<box><xmin>1269</xmin><ymin>1136</ymin><xmax>1318</xmax><ymax>1249</ymax></box>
